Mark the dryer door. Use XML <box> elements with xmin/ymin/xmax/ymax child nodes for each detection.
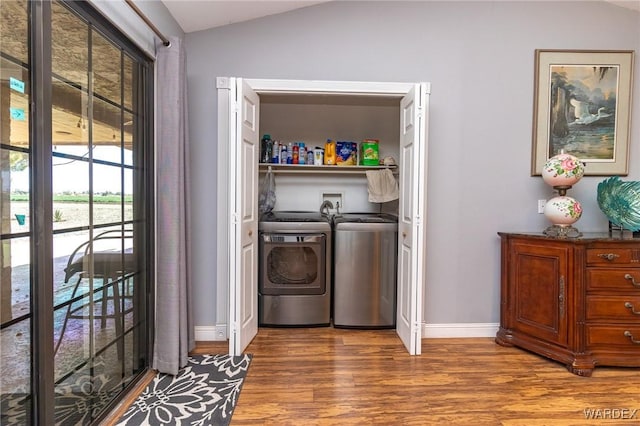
<box><xmin>259</xmin><ymin>233</ymin><xmax>326</xmax><ymax>296</ymax></box>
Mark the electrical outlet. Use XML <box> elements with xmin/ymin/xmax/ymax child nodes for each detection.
<box><xmin>216</xmin><ymin>329</ymin><xmax>226</xmax><ymax>340</ymax></box>
<box><xmin>537</xmin><ymin>199</ymin><xmax>546</xmax><ymax>214</ymax></box>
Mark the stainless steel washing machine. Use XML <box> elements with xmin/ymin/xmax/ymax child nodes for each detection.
<box><xmin>258</xmin><ymin>211</ymin><xmax>332</xmax><ymax>326</ymax></box>
<box><xmin>333</xmin><ymin>213</ymin><xmax>398</xmax><ymax>328</ymax></box>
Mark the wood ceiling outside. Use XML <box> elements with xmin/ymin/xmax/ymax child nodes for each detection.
<box><xmin>1</xmin><ymin>0</ymin><xmax>134</xmax><ymax>149</ymax></box>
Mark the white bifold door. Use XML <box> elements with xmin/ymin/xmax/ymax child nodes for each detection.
<box><xmin>227</xmin><ymin>78</ymin><xmax>259</xmax><ymax>355</ymax></box>
<box><xmin>224</xmin><ymin>79</ymin><xmax>429</xmax><ymax>355</ymax></box>
<box><xmin>396</xmin><ymin>84</ymin><xmax>428</xmax><ymax>355</ymax></box>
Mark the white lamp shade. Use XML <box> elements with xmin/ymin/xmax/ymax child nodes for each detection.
<box><xmin>541</xmin><ymin>152</ymin><xmax>585</xmax><ymax>187</ymax></box>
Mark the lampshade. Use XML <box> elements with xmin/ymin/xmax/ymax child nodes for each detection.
<box><xmin>541</xmin><ymin>152</ymin><xmax>585</xmax><ymax>188</ymax></box>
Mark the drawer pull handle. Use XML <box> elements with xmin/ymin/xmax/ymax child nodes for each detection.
<box><xmin>624</xmin><ymin>274</ymin><xmax>639</xmax><ymax>288</ymax></box>
<box><xmin>623</xmin><ymin>331</ymin><xmax>640</xmax><ymax>345</ymax></box>
<box><xmin>624</xmin><ymin>302</ymin><xmax>640</xmax><ymax>315</ymax></box>
<box><xmin>598</xmin><ymin>253</ymin><xmax>620</xmax><ymax>261</ymax></box>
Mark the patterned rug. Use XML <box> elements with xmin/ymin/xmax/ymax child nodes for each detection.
<box><xmin>116</xmin><ymin>354</ymin><xmax>252</xmax><ymax>426</ymax></box>
<box><xmin>1</xmin><ymin>355</ymin><xmax>134</xmax><ymax>425</ymax></box>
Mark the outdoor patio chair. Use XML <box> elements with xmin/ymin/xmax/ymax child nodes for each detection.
<box><xmin>54</xmin><ymin>229</ymin><xmax>135</xmax><ymax>359</ymax></box>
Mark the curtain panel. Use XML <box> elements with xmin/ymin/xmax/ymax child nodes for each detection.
<box><xmin>153</xmin><ymin>36</ymin><xmax>194</xmax><ymax>375</ymax></box>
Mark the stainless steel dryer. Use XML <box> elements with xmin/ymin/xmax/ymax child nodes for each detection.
<box><xmin>258</xmin><ymin>211</ymin><xmax>332</xmax><ymax>326</ymax></box>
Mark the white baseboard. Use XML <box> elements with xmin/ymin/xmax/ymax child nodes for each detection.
<box><xmin>194</xmin><ymin>323</ymin><xmax>498</xmax><ymax>341</ymax></box>
<box><xmin>422</xmin><ymin>323</ymin><xmax>499</xmax><ymax>338</ymax></box>
<box><xmin>194</xmin><ymin>325</ymin><xmax>227</xmax><ymax>341</ymax></box>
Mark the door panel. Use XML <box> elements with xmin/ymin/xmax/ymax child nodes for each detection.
<box><xmin>397</xmin><ymin>91</ymin><xmax>416</xmax><ymax>353</ymax></box>
<box><xmin>398</xmin><ymin>243</ymin><xmax>412</xmax><ymax>336</ymax></box>
<box><xmin>511</xmin><ymin>242</ymin><xmax>569</xmax><ymax>346</ymax></box>
<box><xmin>396</xmin><ymin>84</ymin><xmax>427</xmax><ymax>355</ymax></box>
<box><xmin>1</xmin><ymin>1</ymin><xmax>32</xmax><ymax>419</ymax></box>
<box><xmin>229</xmin><ymin>79</ymin><xmax>259</xmax><ymax>355</ymax></box>
<box><xmin>1</xmin><ymin>1</ymin><xmax>153</xmax><ymax>423</ymax></box>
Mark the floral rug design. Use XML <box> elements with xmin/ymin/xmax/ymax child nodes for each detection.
<box><xmin>1</xmin><ymin>356</ymin><xmax>130</xmax><ymax>425</ymax></box>
<box><xmin>116</xmin><ymin>354</ymin><xmax>252</xmax><ymax>426</ymax></box>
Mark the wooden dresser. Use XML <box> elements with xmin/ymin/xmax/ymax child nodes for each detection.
<box><xmin>496</xmin><ymin>232</ymin><xmax>640</xmax><ymax>376</ymax></box>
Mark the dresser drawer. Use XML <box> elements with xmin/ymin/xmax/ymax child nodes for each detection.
<box><xmin>586</xmin><ymin>247</ymin><xmax>640</xmax><ymax>266</ymax></box>
<box><xmin>586</xmin><ymin>296</ymin><xmax>640</xmax><ymax>320</ymax></box>
<box><xmin>587</xmin><ymin>269</ymin><xmax>640</xmax><ymax>291</ymax></box>
<box><xmin>586</xmin><ymin>325</ymin><xmax>640</xmax><ymax>347</ymax></box>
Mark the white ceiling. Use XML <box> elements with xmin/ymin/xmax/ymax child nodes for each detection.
<box><xmin>608</xmin><ymin>0</ymin><xmax>640</xmax><ymax>12</ymax></box>
<box><xmin>161</xmin><ymin>0</ymin><xmax>639</xmax><ymax>33</ymax></box>
<box><xmin>161</xmin><ymin>0</ymin><xmax>331</xmax><ymax>33</ymax></box>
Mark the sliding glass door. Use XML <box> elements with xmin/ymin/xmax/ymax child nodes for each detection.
<box><xmin>1</xmin><ymin>1</ymin><xmax>153</xmax><ymax>424</ymax></box>
<box><xmin>1</xmin><ymin>0</ymin><xmax>33</xmax><ymax>423</ymax></box>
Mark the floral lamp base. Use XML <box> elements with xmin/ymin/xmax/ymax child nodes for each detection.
<box><xmin>543</xmin><ymin>195</ymin><xmax>583</xmax><ymax>238</ymax></box>
<box><xmin>544</xmin><ymin>224</ymin><xmax>582</xmax><ymax>238</ymax></box>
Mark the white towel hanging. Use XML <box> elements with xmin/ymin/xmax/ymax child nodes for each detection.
<box><xmin>365</xmin><ymin>169</ymin><xmax>399</xmax><ymax>203</ymax></box>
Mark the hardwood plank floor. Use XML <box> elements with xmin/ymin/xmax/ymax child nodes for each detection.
<box><xmin>190</xmin><ymin>327</ymin><xmax>640</xmax><ymax>425</ymax></box>
<box><xmin>104</xmin><ymin>327</ymin><xmax>640</xmax><ymax>425</ymax></box>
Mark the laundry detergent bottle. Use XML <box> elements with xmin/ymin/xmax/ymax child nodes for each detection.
<box><xmin>324</xmin><ymin>139</ymin><xmax>336</xmax><ymax>165</ymax></box>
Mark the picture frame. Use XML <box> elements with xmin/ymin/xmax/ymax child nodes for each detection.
<box><xmin>531</xmin><ymin>49</ymin><xmax>634</xmax><ymax>176</ymax></box>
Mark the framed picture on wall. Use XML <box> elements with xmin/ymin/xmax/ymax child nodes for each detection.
<box><xmin>531</xmin><ymin>49</ymin><xmax>635</xmax><ymax>176</ymax></box>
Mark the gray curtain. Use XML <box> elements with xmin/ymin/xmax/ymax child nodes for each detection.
<box><xmin>153</xmin><ymin>36</ymin><xmax>194</xmax><ymax>375</ymax></box>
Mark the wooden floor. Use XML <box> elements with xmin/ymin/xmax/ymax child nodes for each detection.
<box><xmin>106</xmin><ymin>327</ymin><xmax>640</xmax><ymax>425</ymax></box>
<box><xmin>191</xmin><ymin>328</ymin><xmax>640</xmax><ymax>425</ymax></box>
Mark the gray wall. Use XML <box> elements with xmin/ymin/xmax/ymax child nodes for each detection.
<box><xmin>185</xmin><ymin>1</ymin><xmax>640</xmax><ymax>327</ymax></box>
<box><xmin>133</xmin><ymin>0</ymin><xmax>184</xmax><ymax>40</ymax></box>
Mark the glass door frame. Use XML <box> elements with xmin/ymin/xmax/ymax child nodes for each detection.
<box><xmin>30</xmin><ymin>1</ymin><xmax>55</xmax><ymax>422</ymax></box>
<box><xmin>5</xmin><ymin>1</ymin><xmax>156</xmax><ymax>423</ymax></box>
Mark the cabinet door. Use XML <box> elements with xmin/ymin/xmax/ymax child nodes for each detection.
<box><xmin>509</xmin><ymin>241</ymin><xmax>570</xmax><ymax>347</ymax></box>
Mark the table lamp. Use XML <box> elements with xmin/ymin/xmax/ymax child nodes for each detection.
<box><xmin>541</xmin><ymin>151</ymin><xmax>585</xmax><ymax>238</ymax></box>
